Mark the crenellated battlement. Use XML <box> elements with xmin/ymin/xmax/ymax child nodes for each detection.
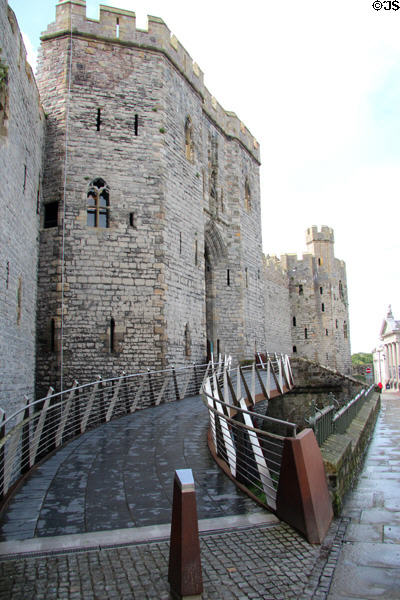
<box><xmin>263</xmin><ymin>255</ymin><xmax>288</xmax><ymax>287</ymax></box>
<box><xmin>306</xmin><ymin>225</ymin><xmax>334</xmax><ymax>245</ymax></box>
<box><xmin>280</xmin><ymin>253</ymin><xmax>314</xmax><ymax>272</ymax></box>
<box><xmin>43</xmin><ymin>0</ymin><xmax>259</xmax><ymax>160</ymax></box>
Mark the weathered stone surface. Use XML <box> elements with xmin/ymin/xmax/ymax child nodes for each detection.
<box><xmin>0</xmin><ymin>0</ymin><xmax>353</xmax><ymax>410</ymax></box>
<box><xmin>320</xmin><ymin>391</ymin><xmax>380</xmax><ymax>514</ymax></box>
<box><xmin>0</xmin><ymin>0</ymin><xmax>45</xmax><ymax>414</ymax></box>
<box><xmin>281</xmin><ymin>226</ymin><xmax>352</xmax><ymax>375</ymax></box>
<box><xmin>34</xmin><ymin>0</ymin><xmax>265</xmax><ymax>393</ymax></box>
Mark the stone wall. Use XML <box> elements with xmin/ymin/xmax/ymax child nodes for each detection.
<box><xmin>290</xmin><ymin>357</ymin><xmax>362</xmax><ymax>399</ymax></box>
<box><xmin>280</xmin><ymin>226</ymin><xmax>352</xmax><ymax>375</ymax></box>
<box><xmin>267</xmin><ymin>357</ymin><xmax>363</xmax><ymax>427</ymax></box>
<box><xmin>36</xmin><ymin>32</ymin><xmax>167</xmax><ymax>393</ymax></box>
<box><xmin>0</xmin><ymin>1</ymin><xmax>45</xmax><ymax>413</ymax></box>
<box><xmin>35</xmin><ymin>0</ymin><xmax>263</xmax><ymax>392</ymax></box>
<box><xmin>263</xmin><ymin>255</ymin><xmax>292</xmax><ymax>355</ymax></box>
<box><xmin>0</xmin><ymin>0</ymin><xmax>355</xmax><ymax>408</ymax></box>
<box><xmin>321</xmin><ymin>391</ymin><xmax>380</xmax><ymax>514</ymax></box>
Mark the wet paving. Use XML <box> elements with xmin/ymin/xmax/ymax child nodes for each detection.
<box><xmin>0</xmin><ymin>395</ymin><xmax>263</xmax><ymax>541</ymax></box>
<box><xmin>327</xmin><ymin>391</ymin><xmax>400</xmax><ymax>599</ymax></box>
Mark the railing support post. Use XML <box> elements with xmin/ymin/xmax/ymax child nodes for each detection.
<box><xmin>168</xmin><ymin>469</ymin><xmax>203</xmax><ymax>599</ymax></box>
<box><xmin>21</xmin><ymin>396</ymin><xmax>31</xmax><ymax>475</ymax></box>
<box><xmin>172</xmin><ymin>366</ymin><xmax>180</xmax><ymax>402</ymax></box>
<box><xmin>276</xmin><ymin>428</ymin><xmax>333</xmax><ymax>543</ymax></box>
<box><xmin>147</xmin><ymin>369</ymin><xmax>155</xmax><ymax>405</ymax></box>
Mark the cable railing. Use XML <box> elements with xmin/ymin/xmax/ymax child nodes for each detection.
<box><xmin>306</xmin><ymin>384</ymin><xmax>376</xmax><ymax>446</ymax></box>
<box><xmin>0</xmin><ymin>358</ymin><xmax>230</xmax><ymax>503</ymax></box>
<box><xmin>201</xmin><ymin>356</ymin><xmax>296</xmax><ymax>511</ymax></box>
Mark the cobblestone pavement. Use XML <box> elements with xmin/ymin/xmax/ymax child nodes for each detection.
<box><xmin>0</xmin><ymin>520</ymin><xmax>347</xmax><ymax>600</ymax></box>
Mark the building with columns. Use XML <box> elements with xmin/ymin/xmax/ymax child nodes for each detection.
<box><xmin>373</xmin><ymin>306</ymin><xmax>400</xmax><ymax>389</ymax></box>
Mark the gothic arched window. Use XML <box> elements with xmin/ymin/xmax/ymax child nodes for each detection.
<box><xmin>185</xmin><ymin>116</ymin><xmax>194</xmax><ymax>161</ymax></box>
<box><xmin>87</xmin><ymin>178</ymin><xmax>110</xmax><ymax>228</ymax></box>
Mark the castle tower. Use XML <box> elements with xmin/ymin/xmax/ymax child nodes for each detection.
<box><xmin>283</xmin><ymin>226</ymin><xmax>351</xmax><ymax>374</ymax></box>
<box><xmin>306</xmin><ymin>225</ymin><xmax>335</xmax><ymax>271</ymax></box>
<box><xmin>35</xmin><ymin>0</ymin><xmax>263</xmax><ymax>391</ymax></box>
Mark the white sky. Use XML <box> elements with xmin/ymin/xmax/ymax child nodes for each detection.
<box><xmin>9</xmin><ymin>0</ymin><xmax>400</xmax><ymax>353</ymax></box>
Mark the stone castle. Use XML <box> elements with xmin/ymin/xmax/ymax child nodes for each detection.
<box><xmin>0</xmin><ymin>0</ymin><xmax>351</xmax><ymax>413</ymax></box>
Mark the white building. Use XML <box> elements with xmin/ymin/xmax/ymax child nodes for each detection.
<box><xmin>373</xmin><ymin>306</ymin><xmax>400</xmax><ymax>390</ymax></box>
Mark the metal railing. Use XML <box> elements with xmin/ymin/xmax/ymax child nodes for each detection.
<box><xmin>201</xmin><ymin>357</ymin><xmax>296</xmax><ymax>511</ymax></box>
<box><xmin>307</xmin><ymin>384</ymin><xmax>376</xmax><ymax>446</ymax></box>
<box><xmin>0</xmin><ymin>358</ymin><xmax>230</xmax><ymax>502</ymax></box>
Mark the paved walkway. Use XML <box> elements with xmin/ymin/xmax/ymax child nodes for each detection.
<box><xmin>327</xmin><ymin>391</ymin><xmax>400</xmax><ymax>599</ymax></box>
<box><xmin>0</xmin><ymin>395</ymin><xmax>263</xmax><ymax>541</ymax></box>
<box><xmin>0</xmin><ymin>392</ymin><xmax>399</xmax><ymax>598</ymax></box>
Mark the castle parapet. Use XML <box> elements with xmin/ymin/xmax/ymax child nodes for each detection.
<box><xmin>44</xmin><ymin>0</ymin><xmax>260</xmax><ymax>161</ymax></box>
<box><xmin>306</xmin><ymin>225</ymin><xmax>334</xmax><ymax>245</ymax></box>
<box><xmin>280</xmin><ymin>253</ymin><xmax>313</xmax><ymax>271</ymax></box>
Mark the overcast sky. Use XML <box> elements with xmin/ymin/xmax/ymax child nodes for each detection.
<box><xmin>9</xmin><ymin>0</ymin><xmax>400</xmax><ymax>354</ymax></box>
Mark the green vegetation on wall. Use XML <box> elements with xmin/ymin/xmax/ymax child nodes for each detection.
<box><xmin>351</xmin><ymin>353</ymin><xmax>373</xmax><ymax>366</ymax></box>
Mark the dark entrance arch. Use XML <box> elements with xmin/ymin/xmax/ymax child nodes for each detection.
<box><xmin>204</xmin><ymin>221</ymin><xmax>227</xmax><ymax>361</ymax></box>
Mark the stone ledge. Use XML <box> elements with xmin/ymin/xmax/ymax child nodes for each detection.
<box><xmin>320</xmin><ymin>392</ymin><xmax>381</xmax><ymax>515</ymax></box>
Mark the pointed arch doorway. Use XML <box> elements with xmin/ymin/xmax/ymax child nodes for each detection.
<box><xmin>204</xmin><ymin>221</ymin><xmax>227</xmax><ymax>362</ymax></box>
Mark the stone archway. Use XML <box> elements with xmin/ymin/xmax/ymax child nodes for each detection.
<box><xmin>204</xmin><ymin>221</ymin><xmax>227</xmax><ymax>361</ymax></box>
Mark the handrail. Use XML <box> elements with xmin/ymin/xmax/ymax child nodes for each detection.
<box><xmin>0</xmin><ymin>362</ymin><xmax>213</xmax><ymax>431</ymax></box>
<box><xmin>201</xmin><ymin>354</ymin><xmax>295</xmax><ymax>511</ymax></box>
<box><xmin>308</xmin><ymin>384</ymin><xmax>376</xmax><ymax>445</ymax></box>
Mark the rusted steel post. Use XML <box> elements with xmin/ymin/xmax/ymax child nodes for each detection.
<box><xmin>168</xmin><ymin>469</ymin><xmax>203</xmax><ymax>599</ymax></box>
<box><xmin>276</xmin><ymin>428</ymin><xmax>333</xmax><ymax>543</ymax></box>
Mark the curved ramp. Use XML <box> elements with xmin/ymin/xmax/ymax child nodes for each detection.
<box><xmin>0</xmin><ymin>395</ymin><xmax>264</xmax><ymax>541</ymax></box>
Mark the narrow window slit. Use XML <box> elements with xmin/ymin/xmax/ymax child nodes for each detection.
<box><xmin>116</xmin><ymin>17</ymin><xmax>120</xmax><ymax>38</ymax></box>
<box><xmin>110</xmin><ymin>318</ymin><xmax>115</xmax><ymax>353</ymax></box>
<box><xmin>134</xmin><ymin>114</ymin><xmax>139</xmax><ymax>136</ymax></box>
<box><xmin>50</xmin><ymin>318</ymin><xmax>55</xmax><ymax>352</ymax></box>
<box><xmin>96</xmin><ymin>108</ymin><xmax>102</xmax><ymax>131</ymax></box>
<box><xmin>37</xmin><ymin>177</ymin><xmax>41</xmax><ymax>214</ymax></box>
<box><xmin>44</xmin><ymin>201</ymin><xmax>58</xmax><ymax>228</ymax></box>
